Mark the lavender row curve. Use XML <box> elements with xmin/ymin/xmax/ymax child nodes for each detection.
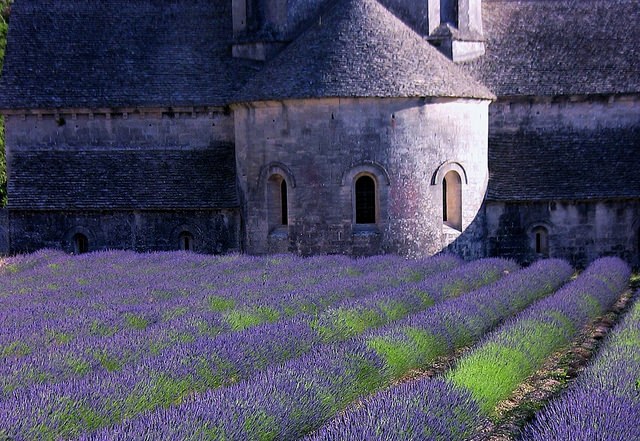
<box><xmin>520</xmin><ymin>291</ymin><xmax>640</xmax><ymax>441</ymax></box>
<box><xmin>307</xmin><ymin>257</ymin><xmax>627</xmax><ymax>441</ymax></box>
<box><xmin>84</xmin><ymin>259</ymin><xmax>572</xmax><ymax>441</ymax></box>
<box><xmin>446</xmin><ymin>256</ymin><xmax>631</xmax><ymax>414</ymax></box>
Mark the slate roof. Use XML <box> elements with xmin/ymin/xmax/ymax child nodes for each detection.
<box><xmin>3</xmin><ymin>0</ymin><xmax>637</xmax><ymax>107</ymax></box>
<box><xmin>236</xmin><ymin>0</ymin><xmax>494</xmax><ymax>103</ymax></box>
<box><xmin>465</xmin><ymin>0</ymin><xmax>640</xmax><ymax>96</ymax></box>
<box><xmin>8</xmin><ymin>147</ymin><xmax>239</xmax><ymax>210</ymax></box>
<box><xmin>0</xmin><ymin>0</ymin><xmax>259</xmax><ymax>110</ymax></box>
<box><xmin>487</xmin><ymin>128</ymin><xmax>640</xmax><ymax>201</ymax></box>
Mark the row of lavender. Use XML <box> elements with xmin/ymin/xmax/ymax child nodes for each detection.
<box><xmin>308</xmin><ymin>256</ymin><xmax>631</xmax><ymax>440</ymax></box>
<box><xmin>0</xmin><ymin>253</ymin><xmax>515</xmax><ymax>439</ymax></box>
<box><xmin>80</xmin><ymin>259</ymin><xmax>574</xmax><ymax>440</ymax></box>
<box><xmin>0</xmin><ymin>251</ymin><xmax>460</xmax><ymax>394</ymax></box>
<box><xmin>1</xmin><ymin>249</ymin><xmax>437</xmax><ymax>347</ymax></box>
<box><xmin>522</xmin><ymin>289</ymin><xmax>640</xmax><ymax>440</ymax></box>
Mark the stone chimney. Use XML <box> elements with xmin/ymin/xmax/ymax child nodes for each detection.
<box><xmin>232</xmin><ymin>0</ymin><xmax>289</xmax><ymax>61</ymax></box>
<box><xmin>232</xmin><ymin>0</ymin><xmax>329</xmax><ymax>61</ymax></box>
<box><xmin>427</xmin><ymin>0</ymin><xmax>485</xmax><ymax>62</ymax></box>
<box><xmin>378</xmin><ymin>0</ymin><xmax>485</xmax><ymax>62</ymax></box>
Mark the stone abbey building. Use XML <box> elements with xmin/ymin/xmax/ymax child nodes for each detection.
<box><xmin>0</xmin><ymin>0</ymin><xmax>638</xmax><ymax>267</ymax></box>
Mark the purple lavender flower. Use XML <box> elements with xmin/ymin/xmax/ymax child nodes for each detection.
<box><xmin>521</xmin><ymin>291</ymin><xmax>640</xmax><ymax>441</ymax></box>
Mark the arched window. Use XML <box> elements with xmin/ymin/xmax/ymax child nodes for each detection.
<box><xmin>443</xmin><ymin>170</ymin><xmax>462</xmax><ymax>231</ymax></box>
<box><xmin>532</xmin><ymin>226</ymin><xmax>549</xmax><ymax>256</ymax></box>
<box><xmin>179</xmin><ymin>231</ymin><xmax>194</xmax><ymax>251</ymax></box>
<box><xmin>268</xmin><ymin>174</ymin><xmax>288</xmax><ymax>230</ymax></box>
<box><xmin>73</xmin><ymin>233</ymin><xmax>89</xmax><ymax>254</ymax></box>
<box><xmin>280</xmin><ymin>179</ymin><xmax>288</xmax><ymax>226</ymax></box>
<box><xmin>355</xmin><ymin>175</ymin><xmax>376</xmax><ymax>224</ymax></box>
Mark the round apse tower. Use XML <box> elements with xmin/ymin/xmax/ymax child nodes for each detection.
<box><xmin>233</xmin><ymin>0</ymin><xmax>494</xmax><ymax>258</ymax></box>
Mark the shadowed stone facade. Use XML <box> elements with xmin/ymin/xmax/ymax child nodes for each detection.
<box><xmin>0</xmin><ymin>0</ymin><xmax>638</xmax><ymax>266</ymax></box>
<box><xmin>486</xmin><ymin>201</ymin><xmax>640</xmax><ymax>268</ymax></box>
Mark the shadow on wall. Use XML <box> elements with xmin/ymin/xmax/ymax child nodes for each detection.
<box><xmin>469</xmin><ymin>201</ymin><xmax>640</xmax><ymax>270</ymax></box>
<box><xmin>440</xmin><ymin>201</ymin><xmax>487</xmax><ymax>262</ymax></box>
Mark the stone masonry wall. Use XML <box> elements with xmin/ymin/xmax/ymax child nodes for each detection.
<box><xmin>4</xmin><ymin>109</ymin><xmax>234</xmax><ymax>150</ymax></box>
<box><xmin>486</xmin><ymin>95</ymin><xmax>640</xmax><ymax>268</ymax></box>
<box><xmin>490</xmin><ymin>95</ymin><xmax>639</xmax><ymax>133</ymax></box>
<box><xmin>234</xmin><ymin>97</ymin><xmax>490</xmax><ymax>258</ymax></box>
<box><xmin>3</xmin><ymin>109</ymin><xmax>240</xmax><ymax>255</ymax></box>
<box><xmin>8</xmin><ymin>210</ymin><xmax>241</xmax><ymax>254</ymax></box>
<box><xmin>486</xmin><ymin>200</ymin><xmax>640</xmax><ymax>269</ymax></box>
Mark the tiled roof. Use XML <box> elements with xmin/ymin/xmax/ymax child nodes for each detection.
<box><xmin>464</xmin><ymin>0</ymin><xmax>640</xmax><ymax>97</ymax></box>
<box><xmin>487</xmin><ymin>128</ymin><xmax>640</xmax><ymax>201</ymax></box>
<box><xmin>236</xmin><ymin>0</ymin><xmax>495</xmax><ymax>102</ymax></box>
<box><xmin>2</xmin><ymin>0</ymin><xmax>636</xmax><ymax>107</ymax></box>
<box><xmin>8</xmin><ymin>147</ymin><xmax>239</xmax><ymax>210</ymax></box>
<box><xmin>0</xmin><ymin>0</ymin><xmax>259</xmax><ymax>109</ymax></box>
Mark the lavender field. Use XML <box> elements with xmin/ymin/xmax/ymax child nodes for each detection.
<box><xmin>0</xmin><ymin>250</ymin><xmax>634</xmax><ymax>440</ymax></box>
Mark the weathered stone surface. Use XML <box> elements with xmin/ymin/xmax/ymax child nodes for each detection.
<box><xmin>5</xmin><ymin>111</ymin><xmax>235</xmax><ymax>149</ymax></box>
<box><xmin>5</xmin><ymin>112</ymin><xmax>239</xmax><ymax>211</ymax></box>
<box><xmin>8</xmin><ymin>210</ymin><xmax>241</xmax><ymax>255</ymax></box>
<box><xmin>235</xmin><ymin>97</ymin><xmax>489</xmax><ymax>258</ymax></box>
<box><xmin>236</xmin><ymin>0</ymin><xmax>494</xmax><ymax>103</ymax></box>
<box><xmin>464</xmin><ymin>0</ymin><xmax>640</xmax><ymax>97</ymax></box>
<box><xmin>486</xmin><ymin>200</ymin><xmax>640</xmax><ymax>269</ymax></box>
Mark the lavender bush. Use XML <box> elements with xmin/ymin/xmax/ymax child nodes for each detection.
<box><xmin>0</xmin><ymin>251</ymin><xmax>475</xmax><ymax>440</ymax></box>
<box><xmin>308</xmin><ymin>258</ymin><xmax>628</xmax><ymax>441</ymax></box>
<box><xmin>308</xmin><ymin>378</ymin><xmax>482</xmax><ymax>441</ymax></box>
<box><xmin>0</xmin><ymin>252</ymin><xmax>460</xmax><ymax>394</ymax></box>
<box><xmin>364</xmin><ymin>258</ymin><xmax>573</xmax><ymax>378</ymax></box>
<box><xmin>447</xmin><ymin>256</ymin><xmax>631</xmax><ymax>414</ymax></box>
<box><xmin>86</xmin><ymin>259</ymin><xmax>570</xmax><ymax>440</ymax></box>
<box><xmin>520</xmin><ymin>291</ymin><xmax>640</xmax><ymax>441</ymax></box>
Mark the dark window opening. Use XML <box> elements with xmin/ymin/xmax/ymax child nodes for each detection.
<box><xmin>280</xmin><ymin>179</ymin><xmax>288</xmax><ymax>226</ymax></box>
<box><xmin>73</xmin><ymin>233</ymin><xmax>89</xmax><ymax>254</ymax></box>
<box><xmin>179</xmin><ymin>232</ymin><xmax>194</xmax><ymax>251</ymax></box>
<box><xmin>532</xmin><ymin>226</ymin><xmax>549</xmax><ymax>256</ymax></box>
<box><xmin>268</xmin><ymin>174</ymin><xmax>289</xmax><ymax>232</ymax></box>
<box><xmin>441</xmin><ymin>0</ymin><xmax>459</xmax><ymax>26</ymax></box>
<box><xmin>442</xmin><ymin>177</ymin><xmax>448</xmax><ymax>222</ymax></box>
<box><xmin>355</xmin><ymin>175</ymin><xmax>376</xmax><ymax>224</ymax></box>
<box><xmin>535</xmin><ymin>232</ymin><xmax>542</xmax><ymax>253</ymax></box>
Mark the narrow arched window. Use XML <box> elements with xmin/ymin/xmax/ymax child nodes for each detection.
<box><xmin>532</xmin><ymin>226</ymin><xmax>549</xmax><ymax>256</ymax></box>
<box><xmin>443</xmin><ymin>170</ymin><xmax>462</xmax><ymax>231</ymax></box>
<box><xmin>179</xmin><ymin>231</ymin><xmax>194</xmax><ymax>251</ymax></box>
<box><xmin>268</xmin><ymin>174</ymin><xmax>288</xmax><ymax>231</ymax></box>
<box><xmin>355</xmin><ymin>175</ymin><xmax>376</xmax><ymax>224</ymax></box>
<box><xmin>73</xmin><ymin>233</ymin><xmax>89</xmax><ymax>254</ymax></box>
<box><xmin>280</xmin><ymin>179</ymin><xmax>288</xmax><ymax>226</ymax></box>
